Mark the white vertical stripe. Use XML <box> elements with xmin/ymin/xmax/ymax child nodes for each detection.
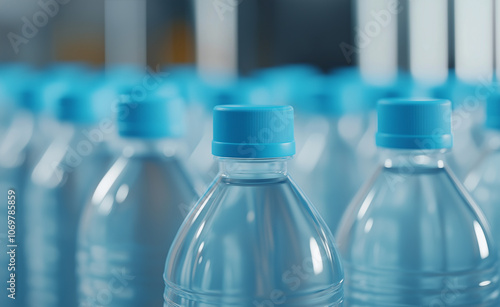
<box><xmin>194</xmin><ymin>0</ymin><xmax>238</xmax><ymax>77</ymax></box>
<box><xmin>105</xmin><ymin>0</ymin><xmax>147</xmax><ymax>67</ymax></box>
<box><xmin>357</xmin><ymin>0</ymin><xmax>399</xmax><ymax>86</ymax></box>
<box><xmin>409</xmin><ymin>0</ymin><xmax>448</xmax><ymax>85</ymax></box>
<box><xmin>455</xmin><ymin>0</ymin><xmax>494</xmax><ymax>84</ymax></box>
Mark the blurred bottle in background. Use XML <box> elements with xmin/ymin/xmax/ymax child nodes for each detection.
<box><xmin>0</xmin><ymin>0</ymin><xmax>499</xmax><ymax>305</ymax></box>
<box><xmin>0</xmin><ymin>62</ymin><xmax>87</xmax><ymax>307</ymax></box>
<box><xmin>164</xmin><ymin>105</ymin><xmax>344</xmax><ymax>306</ymax></box>
<box><xmin>24</xmin><ymin>74</ymin><xmax>116</xmax><ymax>307</ymax></box>
<box><xmin>186</xmin><ymin>74</ymin><xmax>240</xmax><ymax>188</ymax></box>
<box><xmin>290</xmin><ymin>68</ymin><xmax>383</xmax><ymax>234</ymax></box>
<box><xmin>252</xmin><ymin>64</ymin><xmax>320</xmax><ymax>153</ymax></box>
<box><xmin>337</xmin><ymin>99</ymin><xmax>500</xmax><ymax>306</ymax></box>
<box><xmin>0</xmin><ymin>64</ymin><xmax>29</xmax><ymax>138</ymax></box>
<box><xmin>464</xmin><ymin>94</ymin><xmax>500</xmax><ymax>257</ymax></box>
<box><xmin>77</xmin><ymin>93</ymin><xmax>198</xmax><ymax>307</ymax></box>
<box><xmin>0</xmin><ymin>63</ymin><xmax>34</xmax><ymax>307</ymax></box>
<box><xmin>433</xmin><ymin>72</ymin><xmax>489</xmax><ymax>179</ymax></box>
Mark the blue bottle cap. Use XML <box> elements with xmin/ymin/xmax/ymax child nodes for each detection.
<box><xmin>192</xmin><ymin>74</ymin><xmax>240</xmax><ymax>111</ymax></box>
<box><xmin>160</xmin><ymin>65</ymin><xmax>197</xmax><ymax>104</ymax></box>
<box><xmin>44</xmin><ymin>62</ymin><xmax>90</xmax><ymax>77</ymax></box>
<box><xmin>237</xmin><ymin>77</ymin><xmax>274</xmax><ymax>106</ymax></box>
<box><xmin>376</xmin><ymin>99</ymin><xmax>453</xmax><ymax>149</ymax></box>
<box><xmin>321</xmin><ymin>74</ymin><xmax>375</xmax><ymax>115</ymax></box>
<box><xmin>18</xmin><ymin>76</ymin><xmax>43</xmax><ymax>112</ymax></box>
<box><xmin>0</xmin><ymin>63</ymin><xmax>32</xmax><ymax>108</ymax></box>
<box><xmin>329</xmin><ymin>68</ymin><xmax>419</xmax><ymax>113</ymax></box>
<box><xmin>56</xmin><ymin>81</ymin><xmax>99</xmax><ymax>124</ymax></box>
<box><xmin>486</xmin><ymin>94</ymin><xmax>500</xmax><ymax>130</ymax></box>
<box><xmin>56</xmin><ymin>71</ymin><xmax>120</xmax><ymax>124</ymax></box>
<box><xmin>37</xmin><ymin>63</ymin><xmax>92</xmax><ymax>116</ymax></box>
<box><xmin>432</xmin><ymin>70</ymin><xmax>478</xmax><ymax>110</ymax></box>
<box><xmin>117</xmin><ymin>94</ymin><xmax>185</xmax><ymax>138</ymax></box>
<box><xmin>254</xmin><ymin>65</ymin><xmax>319</xmax><ymax>109</ymax></box>
<box><xmin>212</xmin><ymin>105</ymin><xmax>295</xmax><ymax>158</ymax></box>
<box><xmin>104</xmin><ymin>64</ymin><xmax>144</xmax><ymax>84</ymax></box>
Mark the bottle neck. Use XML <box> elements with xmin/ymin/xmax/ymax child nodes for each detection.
<box><xmin>120</xmin><ymin>137</ymin><xmax>183</xmax><ymax>158</ymax></box>
<box><xmin>379</xmin><ymin>148</ymin><xmax>447</xmax><ymax>170</ymax></box>
<box><xmin>218</xmin><ymin>157</ymin><xmax>290</xmax><ymax>179</ymax></box>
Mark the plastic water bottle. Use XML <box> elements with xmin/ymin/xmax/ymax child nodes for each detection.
<box><xmin>187</xmin><ymin>75</ymin><xmax>240</xmax><ymax>186</ymax></box>
<box><xmin>0</xmin><ymin>63</ymin><xmax>33</xmax><ymax>307</ymax></box>
<box><xmin>164</xmin><ymin>105</ymin><xmax>344</xmax><ymax>306</ymax></box>
<box><xmin>336</xmin><ymin>99</ymin><xmax>500</xmax><ymax>306</ymax></box>
<box><xmin>253</xmin><ymin>65</ymin><xmax>320</xmax><ymax>154</ymax></box>
<box><xmin>25</xmin><ymin>79</ymin><xmax>113</xmax><ymax>307</ymax></box>
<box><xmin>253</xmin><ymin>65</ymin><xmax>319</xmax><ymax>110</ymax></box>
<box><xmin>77</xmin><ymin>95</ymin><xmax>198</xmax><ymax>307</ymax></box>
<box><xmin>433</xmin><ymin>72</ymin><xmax>485</xmax><ymax>179</ymax></box>
<box><xmin>290</xmin><ymin>70</ymin><xmax>378</xmax><ymax>234</ymax></box>
<box><xmin>0</xmin><ymin>64</ymin><xmax>83</xmax><ymax>307</ymax></box>
<box><xmin>465</xmin><ymin>94</ymin><xmax>500</xmax><ymax>256</ymax></box>
<box><xmin>0</xmin><ymin>63</ymin><xmax>29</xmax><ymax>139</ymax></box>
<box><xmin>160</xmin><ymin>65</ymin><xmax>197</xmax><ymax>103</ymax></box>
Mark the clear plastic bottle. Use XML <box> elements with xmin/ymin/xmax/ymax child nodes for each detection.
<box><xmin>253</xmin><ymin>65</ymin><xmax>320</xmax><ymax>110</ymax></box>
<box><xmin>0</xmin><ymin>63</ymin><xmax>33</xmax><ymax>307</ymax></box>
<box><xmin>290</xmin><ymin>69</ymin><xmax>378</xmax><ymax>234</ymax></box>
<box><xmin>187</xmin><ymin>74</ymin><xmax>240</xmax><ymax>187</ymax></box>
<box><xmin>0</xmin><ymin>64</ymin><xmax>86</xmax><ymax>307</ymax></box>
<box><xmin>77</xmin><ymin>95</ymin><xmax>198</xmax><ymax>307</ymax></box>
<box><xmin>24</xmin><ymin>79</ymin><xmax>113</xmax><ymax>307</ymax></box>
<box><xmin>433</xmin><ymin>71</ymin><xmax>484</xmax><ymax>179</ymax></box>
<box><xmin>0</xmin><ymin>63</ymin><xmax>29</xmax><ymax>139</ymax></box>
<box><xmin>336</xmin><ymin>99</ymin><xmax>500</xmax><ymax>306</ymax></box>
<box><xmin>164</xmin><ymin>105</ymin><xmax>344</xmax><ymax>306</ymax></box>
<box><xmin>464</xmin><ymin>94</ymin><xmax>500</xmax><ymax>257</ymax></box>
<box><xmin>253</xmin><ymin>65</ymin><xmax>320</xmax><ymax>154</ymax></box>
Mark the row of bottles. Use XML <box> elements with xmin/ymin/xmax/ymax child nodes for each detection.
<box><xmin>0</xmin><ymin>62</ymin><xmax>499</xmax><ymax>306</ymax></box>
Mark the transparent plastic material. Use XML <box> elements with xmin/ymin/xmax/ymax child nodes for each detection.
<box><xmin>25</xmin><ymin>123</ymin><xmax>111</xmax><ymax>307</ymax></box>
<box><xmin>0</xmin><ymin>110</ymin><xmax>56</xmax><ymax>307</ymax></box>
<box><xmin>465</xmin><ymin>131</ymin><xmax>500</xmax><ymax>257</ymax></box>
<box><xmin>337</xmin><ymin>150</ymin><xmax>500</xmax><ymax>306</ymax></box>
<box><xmin>77</xmin><ymin>139</ymin><xmax>198</xmax><ymax>307</ymax></box>
<box><xmin>164</xmin><ymin>158</ymin><xmax>344</xmax><ymax>307</ymax></box>
<box><xmin>187</xmin><ymin>113</ymin><xmax>218</xmax><ymax>189</ymax></box>
<box><xmin>446</xmin><ymin>109</ymin><xmax>483</xmax><ymax>179</ymax></box>
<box><xmin>291</xmin><ymin>113</ymin><xmax>376</xmax><ymax>234</ymax></box>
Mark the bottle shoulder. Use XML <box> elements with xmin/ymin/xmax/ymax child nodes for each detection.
<box><xmin>85</xmin><ymin>155</ymin><xmax>198</xmax><ymax>215</ymax></box>
<box><xmin>465</xmin><ymin>149</ymin><xmax>500</xmax><ymax>193</ymax></box>
<box><xmin>164</xmin><ymin>175</ymin><xmax>344</xmax><ymax>294</ymax></box>
<box><xmin>464</xmin><ymin>150</ymin><xmax>500</xmax><ymax>243</ymax></box>
<box><xmin>29</xmin><ymin>128</ymin><xmax>109</xmax><ymax>188</ymax></box>
<box><xmin>336</xmin><ymin>165</ymin><xmax>498</xmax><ymax>272</ymax></box>
<box><xmin>78</xmin><ymin>155</ymin><xmax>199</xmax><ymax>245</ymax></box>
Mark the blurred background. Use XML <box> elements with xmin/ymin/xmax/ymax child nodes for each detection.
<box><xmin>0</xmin><ymin>0</ymin><xmax>488</xmax><ymax>84</ymax></box>
<box><xmin>1</xmin><ymin>0</ymin><xmax>499</xmax><ymax>305</ymax></box>
<box><xmin>0</xmin><ymin>0</ymin><xmax>356</xmax><ymax>71</ymax></box>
